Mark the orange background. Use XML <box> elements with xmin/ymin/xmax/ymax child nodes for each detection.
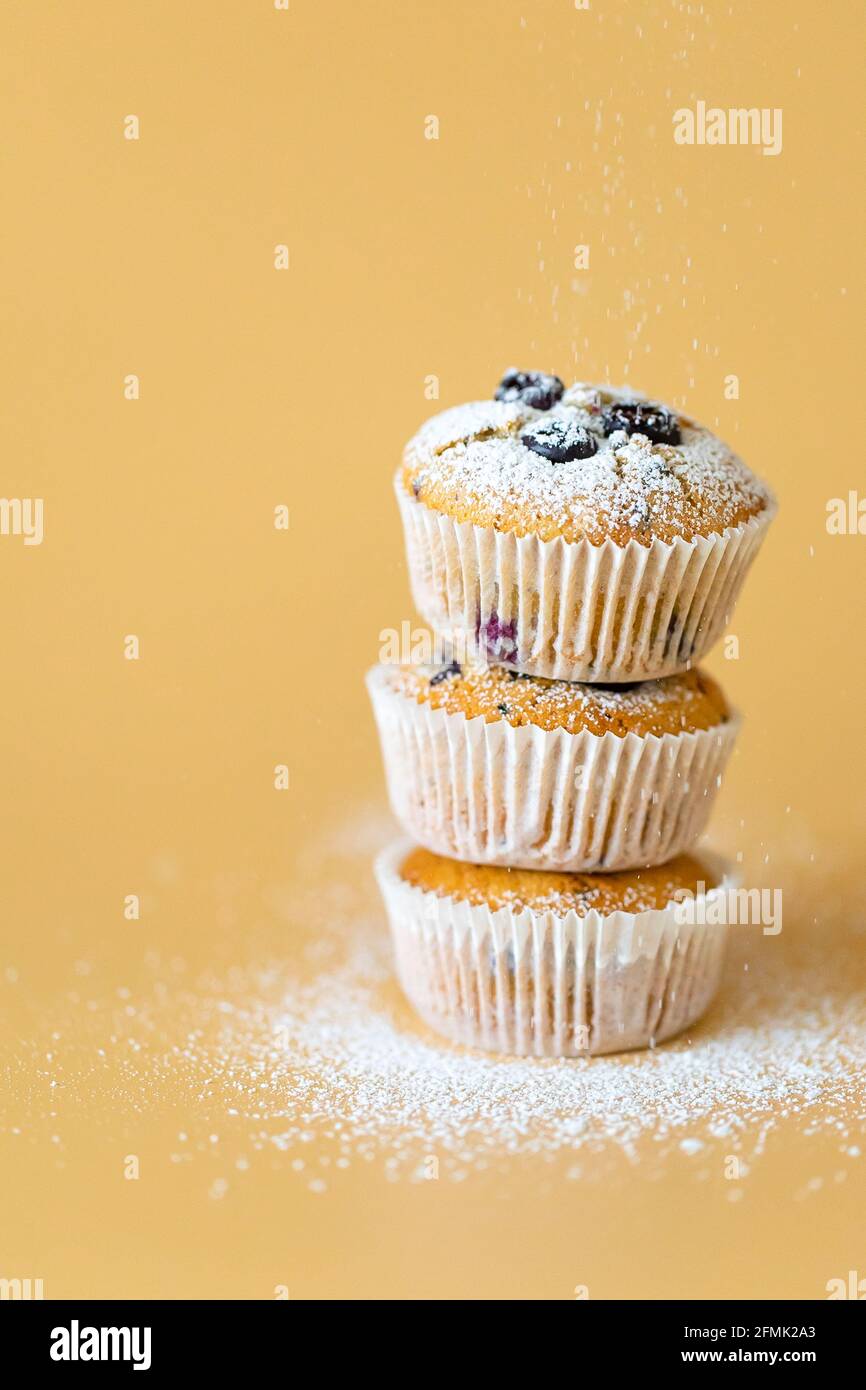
<box><xmin>0</xmin><ymin>0</ymin><xmax>864</xmax><ymax>1299</ymax></box>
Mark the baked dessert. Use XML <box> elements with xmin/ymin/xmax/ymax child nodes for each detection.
<box><xmin>375</xmin><ymin>840</ymin><xmax>731</xmax><ymax>1056</ymax></box>
<box><xmin>397</xmin><ymin>372</ymin><xmax>775</xmax><ymax>681</ymax></box>
<box><xmin>367</xmin><ymin>659</ymin><xmax>738</xmax><ymax>871</ymax></box>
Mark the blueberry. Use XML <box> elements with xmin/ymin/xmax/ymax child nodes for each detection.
<box><xmin>430</xmin><ymin>661</ymin><xmax>461</xmax><ymax>686</ymax></box>
<box><xmin>494</xmin><ymin>369</ymin><xmax>564</xmax><ymax>410</ymax></box>
<box><xmin>601</xmin><ymin>401</ymin><xmax>681</xmax><ymax>445</ymax></box>
<box><xmin>521</xmin><ymin>416</ymin><xmax>597</xmax><ymax>462</ymax></box>
<box><xmin>475</xmin><ymin>611</ymin><xmax>518</xmax><ymax>663</ymax></box>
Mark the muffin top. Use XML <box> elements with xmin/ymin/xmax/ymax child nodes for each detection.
<box><xmin>375</xmin><ymin>660</ymin><xmax>730</xmax><ymax>738</ymax></box>
<box><xmin>399</xmin><ymin>846</ymin><xmax>719</xmax><ymax>917</ymax></box>
<box><xmin>400</xmin><ymin>373</ymin><xmax>772</xmax><ymax>546</ymax></box>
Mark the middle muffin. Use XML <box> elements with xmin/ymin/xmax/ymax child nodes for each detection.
<box><xmin>367</xmin><ymin>659</ymin><xmax>738</xmax><ymax>872</ymax></box>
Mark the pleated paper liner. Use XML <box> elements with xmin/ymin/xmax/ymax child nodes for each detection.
<box><xmin>396</xmin><ymin>478</ymin><xmax>775</xmax><ymax>683</ymax></box>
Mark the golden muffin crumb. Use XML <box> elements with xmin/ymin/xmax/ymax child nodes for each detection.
<box><xmin>383</xmin><ymin>661</ymin><xmax>729</xmax><ymax>738</ymax></box>
<box><xmin>399</xmin><ymin>847</ymin><xmax>718</xmax><ymax>917</ymax></box>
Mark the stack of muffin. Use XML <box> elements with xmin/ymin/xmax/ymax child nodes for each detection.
<box><xmin>368</xmin><ymin>371</ymin><xmax>774</xmax><ymax>1056</ymax></box>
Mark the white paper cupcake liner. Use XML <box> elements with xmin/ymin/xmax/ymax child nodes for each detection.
<box><xmin>396</xmin><ymin>479</ymin><xmax>775</xmax><ymax>682</ymax></box>
<box><xmin>367</xmin><ymin>666</ymin><xmax>739</xmax><ymax>872</ymax></box>
<box><xmin>375</xmin><ymin>839</ymin><xmax>732</xmax><ymax>1057</ymax></box>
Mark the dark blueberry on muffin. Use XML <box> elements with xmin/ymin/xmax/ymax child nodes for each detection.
<box><xmin>602</xmin><ymin>400</ymin><xmax>682</xmax><ymax>445</ymax></box>
<box><xmin>521</xmin><ymin>416</ymin><xmax>597</xmax><ymax>462</ymax></box>
<box><xmin>494</xmin><ymin>369</ymin><xmax>564</xmax><ymax>411</ymax></box>
<box><xmin>430</xmin><ymin>661</ymin><xmax>461</xmax><ymax>686</ymax></box>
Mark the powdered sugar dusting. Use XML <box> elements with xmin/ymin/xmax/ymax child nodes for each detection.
<box><xmin>5</xmin><ymin>813</ymin><xmax>863</xmax><ymax>1183</ymax></box>
<box><xmin>263</xmin><ymin>938</ymin><xmax>863</xmax><ymax>1171</ymax></box>
<box><xmin>403</xmin><ymin>383</ymin><xmax>771</xmax><ymax>544</ymax></box>
<box><xmin>386</xmin><ymin>660</ymin><xmax>729</xmax><ymax>738</ymax></box>
<box><xmin>397</xmin><ymin>842</ymin><xmax>719</xmax><ymax>916</ymax></box>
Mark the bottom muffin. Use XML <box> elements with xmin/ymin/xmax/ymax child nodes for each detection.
<box><xmin>375</xmin><ymin>841</ymin><xmax>731</xmax><ymax>1057</ymax></box>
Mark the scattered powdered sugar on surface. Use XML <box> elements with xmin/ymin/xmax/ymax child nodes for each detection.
<box><xmin>6</xmin><ymin>813</ymin><xmax>862</xmax><ymax>1185</ymax></box>
<box><xmin>2</xmin><ymin>806</ymin><xmax>863</xmax><ymax>1190</ymax></box>
<box><xmin>256</xmin><ymin>872</ymin><xmax>866</xmax><ymax>1176</ymax></box>
<box><xmin>403</xmin><ymin>384</ymin><xmax>770</xmax><ymax>540</ymax></box>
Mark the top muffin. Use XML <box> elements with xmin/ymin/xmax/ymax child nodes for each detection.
<box><xmin>401</xmin><ymin>371</ymin><xmax>772</xmax><ymax>546</ymax></box>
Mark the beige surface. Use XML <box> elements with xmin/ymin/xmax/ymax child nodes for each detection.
<box><xmin>1</xmin><ymin>0</ymin><xmax>864</xmax><ymax>1299</ymax></box>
